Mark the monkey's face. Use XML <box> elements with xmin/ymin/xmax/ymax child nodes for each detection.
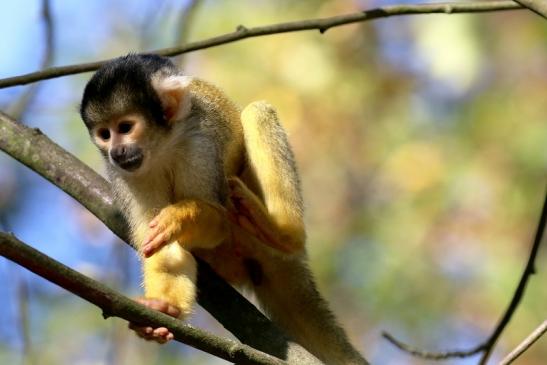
<box><xmin>81</xmin><ymin>55</ymin><xmax>193</xmax><ymax>176</ymax></box>
<box><xmin>89</xmin><ymin>113</ymin><xmax>158</xmax><ymax>174</ymax></box>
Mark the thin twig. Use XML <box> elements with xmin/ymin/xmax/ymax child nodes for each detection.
<box><xmin>382</xmin><ymin>332</ymin><xmax>486</xmax><ymax>359</ymax></box>
<box><xmin>7</xmin><ymin>0</ymin><xmax>55</xmax><ymax>119</ymax></box>
<box><xmin>478</xmin><ymin>189</ymin><xmax>547</xmax><ymax>364</ymax></box>
<box><xmin>499</xmin><ymin>320</ymin><xmax>547</xmax><ymax>365</ymax></box>
<box><xmin>15</xmin><ymin>269</ymin><xmax>33</xmax><ymax>365</ymax></box>
<box><xmin>383</xmin><ymin>188</ymin><xmax>547</xmax><ymax>362</ymax></box>
<box><xmin>513</xmin><ymin>0</ymin><xmax>547</xmax><ymax>19</ymax></box>
<box><xmin>137</xmin><ymin>0</ymin><xmax>170</xmax><ymax>50</ymax></box>
<box><xmin>174</xmin><ymin>0</ymin><xmax>201</xmax><ymax>68</ymax></box>
<box><xmin>0</xmin><ymin>1</ymin><xmax>521</xmax><ymax>89</ymax></box>
<box><xmin>0</xmin><ymin>232</ymin><xmax>287</xmax><ymax>365</ymax></box>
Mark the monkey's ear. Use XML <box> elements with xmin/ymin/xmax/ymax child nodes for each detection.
<box><xmin>152</xmin><ymin>75</ymin><xmax>192</xmax><ymax>124</ymax></box>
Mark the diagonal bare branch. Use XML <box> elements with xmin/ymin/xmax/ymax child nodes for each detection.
<box><xmin>0</xmin><ymin>1</ymin><xmax>521</xmax><ymax>89</ymax></box>
<box><xmin>499</xmin><ymin>320</ymin><xmax>547</xmax><ymax>365</ymax></box>
<box><xmin>0</xmin><ymin>232</ymin><xmax>288</xmax><ymax>365</ymax></box>
<box><xmin>513</xmin><ymin>0</ymin><xmax>547</xmax><ymax>19</ymax></box>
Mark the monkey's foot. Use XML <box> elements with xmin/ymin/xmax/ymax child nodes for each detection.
<box><xmin>128</xmin><ymin>298</ymin><xmax>180</xmax><ymax>344</ymax></box>
<box><xmin>228</xmin><ymin>177</ymin><xmax>303</xmax><ymax>254</ymax></box>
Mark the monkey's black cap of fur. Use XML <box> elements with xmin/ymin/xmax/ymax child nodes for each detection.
<box><xmin>80</xmin><ymin>54</ymin><xmax>178</xmax><ymax>128</ymax></box>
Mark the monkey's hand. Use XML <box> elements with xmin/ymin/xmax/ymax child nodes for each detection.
<box><xmin>228</xmin><ymin>177</ymin><xmax>305</xmax><ymax>254</ymax></box>
<box><xmin>128</xmin><ymin>298</ymin><xmax>180</xmax><ymax>344</ymax></box>
<box><xmin>143</xmin><ymin>199</ymin><xmax>228</xmax><ymax>257</ymax></box>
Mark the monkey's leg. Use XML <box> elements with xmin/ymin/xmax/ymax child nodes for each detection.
<box><xmin>238</xmin><ymin>101</ymin><xmax>306</xmax><ymax>254</ymax></box>
<box><xmin>228</xmin><ymin>177</ymin><xmax>300</xmax><ymax>254</ymax></box>
<box><xmin>142</xmin><ymin>243</ymin><xmax>197</xmax><ymax>319</ymax></box>
<box><xmin>143</xmin><ymin>199</ymin><xmax>228</xmax><ymax>257</ymax></box>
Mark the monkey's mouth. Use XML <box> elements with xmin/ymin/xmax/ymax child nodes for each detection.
<box><xmin>116</xmin><ymin>152</ymin><xmax>144</xmax><ymax>172</ymax></box>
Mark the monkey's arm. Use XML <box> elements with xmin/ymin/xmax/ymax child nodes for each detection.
<box><xmin>134</xmin><ymin>197</ymin><xmax>228</xmax><ymax>320</ymax></box>
<box><xmin>235</xmin><ymin>101</ymin><xmax>306</xmax><ymax>255</ymax></box>
<box><xmin>143</xmin><ymin>199</ymin><xmax>228</xmax><ymax>257</ymax></box>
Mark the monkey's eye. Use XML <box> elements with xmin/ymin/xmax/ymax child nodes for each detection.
<box><xmin>97</xmin><ymin>128</ymin><xmax>111</xmax><ymax>141</ymax></box>
<box><xmin>118</xmin><ymin>121</ymin><xmax>134</xmax><ymax>134</ymax></box>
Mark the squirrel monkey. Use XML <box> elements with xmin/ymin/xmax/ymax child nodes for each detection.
<box><xmin>80</xmin><ymin>54</ymin><xmax>367</xmax><ymax>365</ymax></box>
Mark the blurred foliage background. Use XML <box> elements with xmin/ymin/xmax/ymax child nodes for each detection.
<box><xmin>0</xmin><ymin>1</ymin><xmax>546</xmax><ymax>364</ymax></box>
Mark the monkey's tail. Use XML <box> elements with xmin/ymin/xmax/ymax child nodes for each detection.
<box><xmin>253</xmin><ymin>255</ymin><xmax>369</xmax><ymax>365</ymax></box>
<box><xmin>240</xmin><ymin>101</ymin><xmax>368</xmax><ymax>364</ymax></box>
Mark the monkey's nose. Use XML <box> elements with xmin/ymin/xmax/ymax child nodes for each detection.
<box><xmin>110</xmin><ymin>145</ymin><xmax>127</xmax><ymax>162</ymax></box>
<box><xmin>110</xmin><ymin>145</ymin><xmax>143</xmax><ymax>171</ymax></box>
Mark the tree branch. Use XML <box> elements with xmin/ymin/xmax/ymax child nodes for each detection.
<box><xmin>381</xmin><ymin>332</ymin><xmax>485</xmax><ymax>360</ymax></box>
<box><xmin>499</xmin><ymin>320</ymin><xmax>547</xmax><ymax>365</ymax></box>
<box><xmin>6</xmin><ymin>0</ymin><xmax>55</xmax><ymax>119</ymax></box>
<box><xmin>0</xmin><ymin>111</ymin><xmax>321</xmax><ymax>364</ymax></box>
<box><xmin>0</xmin><ymin>111</ymin><xmax>127</xmax><ymax>237</ymax></box>
<box><xmin>0</xmin><ymin>232</ymin><xmax>287</xmax><ymax>365</ymax></box>
<box><xmin>383</xmin><ymin>188</ymin><xmax>547</xmax><ymax>362</ymax></box>
<box><xmin>513</xmin><ymin>0</ymin><xmax>547</xmax><ymax>19</ymax></box>
<box><xmin>477</xmin><ymin>188</ymin><xmax>547</xmax><ymax>364</ymax></box>
<box><xmin>174</xmin><ymin>0</ymin><xmax>201</xmax><ymax>68</ymax></box>
<box><xmin>15</xmin><ymin>268</ymin><xmax>33</xmax><ymax>364</ymax></box>
<box><xmin>0</xmin><ymin>1</ymin><xmax>521</xmax><ymax>89</ymax></box>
